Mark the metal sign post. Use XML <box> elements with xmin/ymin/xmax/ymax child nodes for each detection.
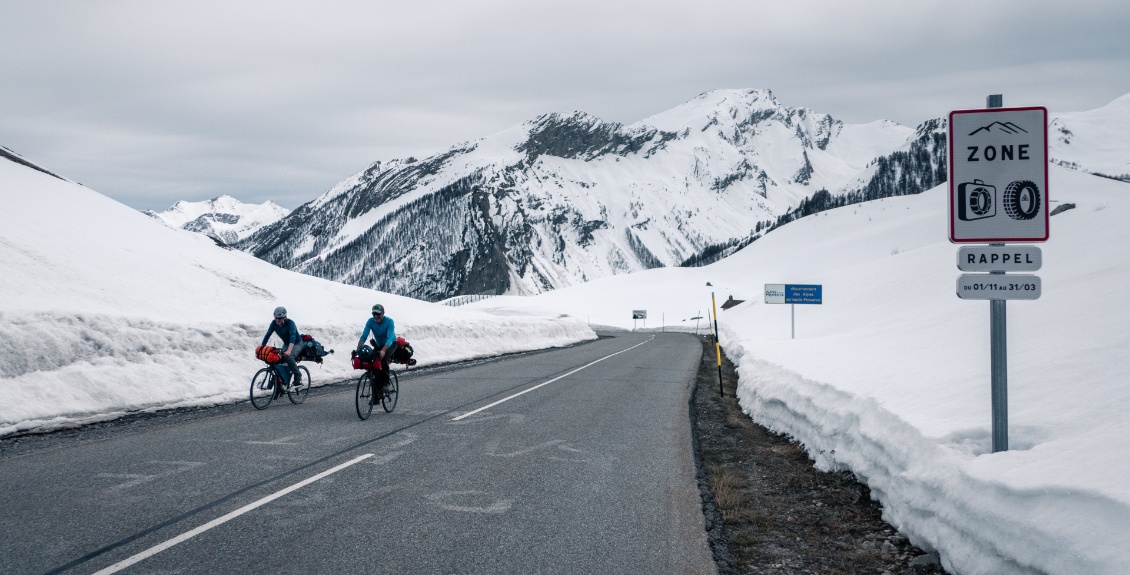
<box><xmin>764</xmin><ymin>284</ymin><xmax>822</xmax><ymax>339</ymax></box>
<box><xmin>949</xmin><ymin>94</ymin><xmax>1049</xmax><ymax>453</ymax></box>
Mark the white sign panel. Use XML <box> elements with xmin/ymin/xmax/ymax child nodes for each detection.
<box><xmin>764</xmin><ymin>284</ymin><xmax>786</xmax><ymax>304</ymax></box>
<box><xmin>957</xmin><ymin>274</ymin><xmax>1041</xmax><ymax>300</ymax></box>
<box><xmin>949</xmin><ymin>107</ymin><xmax>1049</xmax><ymax>243</ymax></box>
<box><xmin>632</xmin><ymin>310</ymin><xmax>647</xmax><ymax>319</ymax></box>
<box><xmin>957</xmin><ymin>245</ymin><xmax>1042</xmax><ymax>272</ymax></box>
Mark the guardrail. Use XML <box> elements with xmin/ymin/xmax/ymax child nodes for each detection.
<box><xmin>439</xmin><ymin>294</ymin><xmax>498</xmax><ymax>307</ymax></box>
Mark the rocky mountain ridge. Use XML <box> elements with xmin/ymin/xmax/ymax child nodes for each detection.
<box><xmin>239</xmin><ymin>89</ymin><xmax>914</xmax><ymax>300</ymax></box>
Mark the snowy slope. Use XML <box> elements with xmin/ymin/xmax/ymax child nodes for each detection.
<box><xmin>240</xmin><ymin>89</ymin><xmax>914</xmax><ymax>300</ymax></box>
<box><xmin>468</xmin><ymin>166</ymin><xmax>1130</xmax><ymax>575</ymax></box>
<box><xmin>1049</xmin><ymin>93</ymin><xmax>1130</xmax><ymax>182</ymax></box>
<box><xmin>0</xmin><ymin>158</ymin><xmax>595</xmax><ymax>436</ymax></box>
<box><xmin>143</xmin><ymin>194</ymin><xmax>289</xmax><ymax>244</ymax></box>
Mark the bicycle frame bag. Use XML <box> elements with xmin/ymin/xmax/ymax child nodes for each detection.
<box><xmin>255</xmin><ymin>345</ymin><xmax>281</xmax><ymax>363</ymax></box>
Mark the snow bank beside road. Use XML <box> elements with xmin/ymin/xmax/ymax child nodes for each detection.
<box><xmin>0</xmin><ymin>312</ymin><xmax>591</xmax><ymax>437</ymax></box>
<box><xmin>0</xmin><ymin>158</ymin><xmax>595</xmax><ymax>437</ymax></box>
<box><xmin>715</xmin><ymin>169</ymin><xmax>1130</xmax><ymax>575</ymax></box>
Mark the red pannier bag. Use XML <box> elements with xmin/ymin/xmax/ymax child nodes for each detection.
<box><xmin>351</xmin><ymin>356</ymin><xmax>382</xmax><ymax>370</ymax></box>
<box><xmin>255</xmin><ymin>345</ymin><xmax>281</xmax><ymax>363</ymax></box>
<box><xmin>351</xmin><ymin>345</ymin><xmax>380</xmax><ymax>370</ymax></box>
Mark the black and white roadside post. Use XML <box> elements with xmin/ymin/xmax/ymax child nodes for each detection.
<box><xmin>711</xmin><ymin>293</ymin><xmax>723</xmax><ymax>397</ymax></box>
<box><xmin>949</xmin><ymin>95</ymin><xmax>1049</xmax><ymax>453</ymax></box>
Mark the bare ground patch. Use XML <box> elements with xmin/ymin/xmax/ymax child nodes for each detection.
<box><xmin>691</xmin><ymin>337</ymin><xmax>948</xmax><ymax>575</ymax></box>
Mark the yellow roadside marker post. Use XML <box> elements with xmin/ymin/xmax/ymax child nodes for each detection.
<box><xmin>711</xmin><ymin>292</ymin><xmax>723</xmax><ymax>398</ymax></box>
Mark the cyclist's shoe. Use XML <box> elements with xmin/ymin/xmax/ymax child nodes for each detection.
<box><xmin>292</xmin><ymin>379</ymin><xmax>303</xmax><ymax>388</ymax></box>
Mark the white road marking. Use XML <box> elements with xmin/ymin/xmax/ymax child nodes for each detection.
<box><xmin>245</xmin><ymin>433</ymin><xmax>304</xmax><ymax>445</ymax></box>
<box><xmin>485</xmin><ymin>439</ymin><xmax>567</xmax><ymax>458</ymax></box>
<box><xmin>424</xmin><ymin>490</ymin><xmax>515</xmax><ymax>514</ymax></box>
<box><xmin>90</xmin><ymin>453</ymin><xmax>374</xmax><ymax>575</ymax></box>
<box><xmin>450</xmin><ymin>337</ymin><xmax>653</xmax><ymax>422</ymax></box>
<box><xmin>97</xmin><ymin>461</ymin><xmax>204</xmax><ymax>491</ymax></box>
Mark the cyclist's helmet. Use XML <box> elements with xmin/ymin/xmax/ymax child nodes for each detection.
<box><xmin>273</xmin><ymin>306</ymin><xmax>287</xmax><ymax>319</ymax></box>
<box><xmin>357</xmin><ymin>345</ymin><xmax>376</xmax><ymax>362</ymax></box>
<box><xmin>372</xmin><ymin>304</ymin><xmax>384</xmax><ymax>315</ymax></box>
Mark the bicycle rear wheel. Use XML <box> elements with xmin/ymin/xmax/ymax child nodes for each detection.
<box><xmin>356</xmin><ymin>371</ymin><xmax>374</xmax><ymax>420</ymax></box>
<box><xmin>288</xmin><ymin>365</ymin><xmax>311</xmax><ymax>404</ymax></box>
<box><xmin>250</xmin><ymin>368</ymin><xmax>275</xmax><ymax>410</ymax></box>
<box><xmin>382</xmin><ymin>371</ymin><xmax>399</xmax><ymax>413</ymax></box>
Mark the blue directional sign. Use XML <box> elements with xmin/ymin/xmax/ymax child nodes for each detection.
<box><xmin>785</xmin><ymin>284</ymin><xmax>822</xmax><ymax>304</ymax></box>
<box><xmin>765</xmin><ymin>284</ymin><xmax>822</xmax><ymax>304</ymax></box>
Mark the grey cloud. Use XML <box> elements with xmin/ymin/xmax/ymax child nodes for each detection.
<box><xmin>2</xmin><ymin>0</ymin><xmax>1127</xmax><ymax>210</ymax></box>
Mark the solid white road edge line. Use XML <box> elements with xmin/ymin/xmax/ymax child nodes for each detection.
<box><xmin>450</xmin><ymin>336</ymin><xmax>654</xmax><ymax>422</ymax></box>
<box><xmin>91</xmin><ymin>453</ymin><xmax>375</xmax><ymax>575</ymax></box>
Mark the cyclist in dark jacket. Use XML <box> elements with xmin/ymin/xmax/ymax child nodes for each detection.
<box><xmin>262</xmin><ymin>306</ymin><xmax>304</xmax><ymax>386</ymax></box>
<box><xmin>357</xmin><ymin>303</ymin><xmax>397</xmax><ymax>394</ymax></box>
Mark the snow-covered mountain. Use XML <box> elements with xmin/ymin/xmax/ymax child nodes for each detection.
<box><xmin>239</xmin><ymin>89</ymin><xmax>913</xmax><ymax>301</ymax></box>
<box><xmin>1049</xmin><ymin>93</ymin><xmax>1130</xmax><ymax>182</ymax></box>
<box><xmin>239</xmin><ymin>90</ymin><xmax>1130</xmax><ymax>302</ymax></box>
<box><xmin>144</xmin><ymin>195</ymin><xmax>289</xmax><ymax>244</ymax></box>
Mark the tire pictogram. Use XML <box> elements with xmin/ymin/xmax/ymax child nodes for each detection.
<box><xmin>1002</xmin><ymin>180</ymin><xmax>1041</xmax><ymax>220</ymax></box>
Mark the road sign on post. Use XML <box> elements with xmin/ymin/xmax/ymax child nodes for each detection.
<box><xmin>949</xmin><ymin>107</ymin><xmax>1049</xmax><ymax>243</ymax></box>
<box><xmin>949</xmin><ymin>96</ymin><xmax>1049</xmax><ymax>454</ymax></box>
<box><xmin>631</xmin><ymin>310</ymin><xmax>646</xmax><ymax>330</ymax></box>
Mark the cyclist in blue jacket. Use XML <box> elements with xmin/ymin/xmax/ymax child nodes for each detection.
<box><xmin>262</xmin><ymin>306</ymin><xmax>304</xmax><ymax>387</ymax></box>
<box><xmin>358</xmin><ymin>303</ymin><xmax>398</xmax><ymax>392</ymax></box>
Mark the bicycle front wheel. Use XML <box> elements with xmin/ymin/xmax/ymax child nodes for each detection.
<box><xmin>288</xmin><ymin>365</ymin><xmax>311</xmax><ymax>404</ymax></box>
<box><xmin>250</xmin><ymin>368</ymin><xmax>275</xmax><ymax>410</ymax></box>
<box><xmin>382</xmin><ymin>371</ymin><xmax>399</xmax><ymax>413</ymax></box>
<box><xmin>356</xmin><ymin>371</ymin><xmax>374</xmax><ymax>420</ymax></box>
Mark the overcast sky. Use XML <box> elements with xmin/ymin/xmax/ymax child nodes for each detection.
<box><xmin>3</xmin><ymin>0</ymin><xmax>1128</xmax><ymax>211</ymax></box>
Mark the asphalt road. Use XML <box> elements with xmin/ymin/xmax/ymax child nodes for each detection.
<box><xmin>0</xmin><ymin>332</ymin><xmax>715</xmax><ymax>575</ymax></box>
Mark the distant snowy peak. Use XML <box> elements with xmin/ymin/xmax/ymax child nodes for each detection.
<box><xmin>637</xmin><ymin>88</ymin><xmax>783</xmax><ymax>132</ymax></box>
<box><xmin>1049</xmin><ymin>93</ymin><xmax>1130</xmax><ymax>182</ymax></box>
<box><xmin>144</xmin><ymin>195</ymin><xmax>289</xmax><ymax>244</ymax></box>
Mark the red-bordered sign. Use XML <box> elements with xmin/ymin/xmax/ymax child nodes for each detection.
<box><xmin>948</xmin><ymin>107</ymin><xmax>1048</xmax><ymax>243</ymax></box>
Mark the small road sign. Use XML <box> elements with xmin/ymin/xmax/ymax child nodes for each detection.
<box><xmin>949</xmin><ymin>107</ymin><xmax>1049</xmax><ymax>243</ymax></box>
<box><xmin>957</xmin><ymin>245</ymin><xmax>1042</xmax><ymax>272</ymax></box>
<box><xmin>957</xmin><ymin>274</ymin><xmax>1041</xmax><ymax>300</ymax></box>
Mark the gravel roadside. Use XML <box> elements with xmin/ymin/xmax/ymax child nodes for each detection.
<box><xmin>690</xmin><ymin>336</ymin><xmax>949</xmax><ymax>575</ymax></box>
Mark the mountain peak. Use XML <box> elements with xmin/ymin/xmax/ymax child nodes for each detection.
<box><xmin>146</xmin><ymin>196</ymin><xmax>289</xmax><ymax>244</ymax></box>
<box><xmin>635</xmin><ymin>88</ymin><xmax>785</xmax><ymax>133</ymax></box>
